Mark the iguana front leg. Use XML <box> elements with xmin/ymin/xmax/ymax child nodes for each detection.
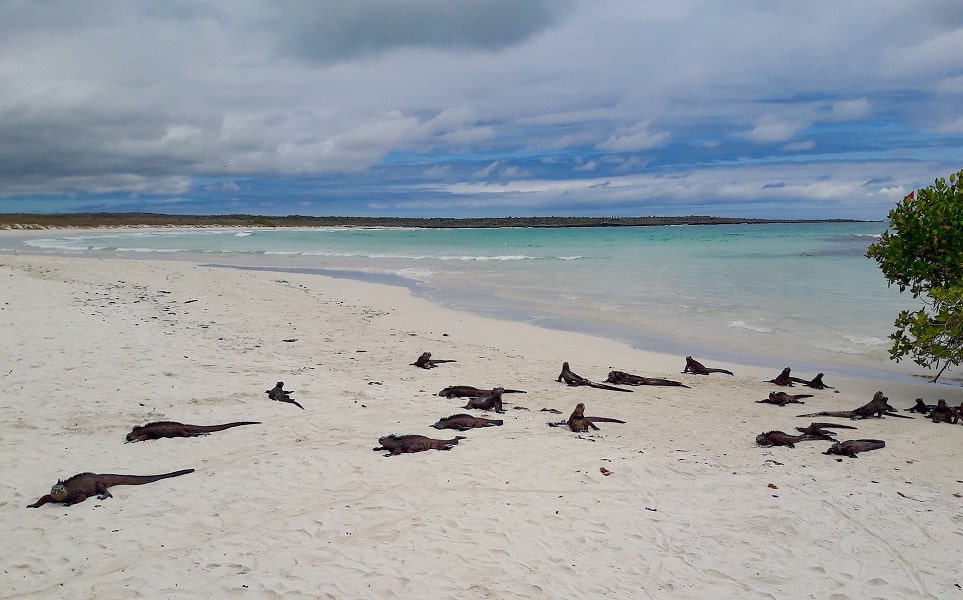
<box><xmin>95</xmin><ymin>482</ymin><xmax>113</xmax><ymax>500</ymax></box>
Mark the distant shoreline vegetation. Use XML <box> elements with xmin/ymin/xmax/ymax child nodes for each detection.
<box><xmin>0</xmin><ymin>213</ymin><xmax>871</xmax><ymax>230</ymax></box>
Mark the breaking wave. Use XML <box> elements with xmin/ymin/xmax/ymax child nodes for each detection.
<box><xmin>728</xmin><ymin>320</ymin><xmax>773</xmax><ymax>333</ymax></box>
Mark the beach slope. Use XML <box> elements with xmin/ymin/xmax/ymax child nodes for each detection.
<box><xmin>1</xmin><ymin>253</ymin><xmax>960</xmax><ymax>599</ymax></box>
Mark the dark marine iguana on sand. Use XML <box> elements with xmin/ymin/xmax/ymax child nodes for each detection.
<box><xmin>796</xmin><ymin>373</ymin><xmax>834</xmax><ymax>389</ymax></box>
<box><xmin>797</xmin><ymin>391</ymin><xmax>914</xmax><ymax>420</ymax></box>
<box><xmin>556</xmin><ymin>362</ymin><xmax>632</xmax><ymax>392</ymax></box>
<box><xmin>824</xmin><ymin>439</ymin><xmax>886</xmax><ymax>458</ymax></box>
<box><xmin>265</xmin><ymin>381</ymin><xmax>304</xmax><ymax>409</ymax></box>
<box><xmin>906</xmin><ymin>398</ymin><xmax>936</xmax><ymax>414</ymax></box>
<box><xmin>432</xmin><ymin>413</ymin><xmax>504</xmax><ymax>431</ymax></box>
<box><xmin>125</xmin><ymin>420</ymin><xmax>260</xmax><ymax>442</ymax></box>
<box><xmin>794</xmin><ymin>422</ymin><xmax>857</xmax><ymax>436</ymax></box>
<box><xmin>410</xmin><ymin>352</ymin><xmax>457</xmax><ymax>369</ymax></box>
<box><xmin>604</xmin><ymin>370</ymin><xmax>690</xmax><ymax>388</ymax></box>
<box><xmin>755</xmin><ymin>430</ymin><xmax>834</xmax><ymax>448</ymax></box>
<box><xmin>775</xmin><ymin>369</ymin><xmax>834</xmax><ymax>389</ymax></box>
<box><xmin>548</xmin><ymin>402</ymin><xmax>626</xmax><ymax>432</ymax></box>
<box><xmin>928</xmin><ymin>399</ymin><xmax>959</xmax><ymax>424</ymax></box>
<box><xmin>767</xmin><ymin>367</ymin><xmax>796</xmax><ymax>386</ymax></box>
<box><xmin>437</xmin><ymin>385</ymin><xmax>526</xmax><ymax>398</ymax></box>
<box><xmin>373</xmin><ymin>434</ymin><xmax>465</xmax><ymax>456</ymax></box>
<box><xmin>461</xmin><ymin>387</ymin><xmax>507</xmax><ymax>413</ymax></box>
<box><xmin>27</xmin><ymin>469</ymin><xmax>195</xmax><ymax>507</ymax></box>
<box><xmin>682</xmin><ymin>356</ymin><xmax>734</xmax><ymax>375</ymax></box>
<box><xmin>756</xmin><ymin>391</ymin><xmax>813</xmax><ymax>406</ymax></box>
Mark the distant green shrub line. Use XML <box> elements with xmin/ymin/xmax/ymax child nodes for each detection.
<box><xmin>0</xmin><ymin>212</ymin><xmax>865</xmax><ymax>230</ymax></box>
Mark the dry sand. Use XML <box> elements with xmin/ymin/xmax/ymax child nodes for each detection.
<box><xmin>1</xmin><ymin>251</ymin><xmax>961</xmax><ymax>599</ymax></box>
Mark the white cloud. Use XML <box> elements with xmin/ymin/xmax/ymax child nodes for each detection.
<box><xmin>742</xmin><ymin>116</ymin><xmax>805</xmax><ymax>144</ymax></box>
<box><xmin>936</xmin><ymin>75</ymin><xmax>963</xmax><ymax>95</ymax></box>
<box><xmin>437</xmin><ymin>126</ymin><xmax>495</xmax><ymax>145</ymax></box>
<box><xmin>784</xmin><ymin>140</ymin><xmax>816</xmax><ymax>151</ymax></box>
<box><xmin>421</xmin><ymin>160</ymin><xmax>941</xmax><ymax>212</ymax></box>
<box><xmin>422</xmin><ymin>165</ymin><xmax>451</xmax><ymax>178</ymax></box>
<box><xmin>597</xmin><ymin>121</ymin><xmax>670</xmax><ymax>152</ymax></box>
<box><xmin>828</xmin><ymin>98</ymin><xmax>871</xmax><ymax>120</ymax></box>
<box><xmin>938</xmin><ymin>114</ymin><xmax>963</xmax><ymax>133</ymax></box>
<box><xmin>476</xmin><ymin>161</ymin><xmax>500</xmax><ymax>178</ymax></box>
<box><xmin>881</xmin><ymin>27</ymin><xmax>963</xmax><ymax>79</ymax></box>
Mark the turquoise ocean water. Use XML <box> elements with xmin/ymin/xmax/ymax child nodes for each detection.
<box><xmin>5</xmin><ymin>222</ymin><xmax>939</xmax><ymax>383</ymax></box>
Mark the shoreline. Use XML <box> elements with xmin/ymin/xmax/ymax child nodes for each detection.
<box><xmin>2</xmin><ymin>252</ymin><xmax>961</xmax><ymax>598</ymax></box>
<box><xmin>0</xmin><ymin>226</ymin><xmax>947</xmax><ymax>387</ymax></box>
<box><xmin>211</xmin><ymin>262</ymin><xmax>943</xmax><ymax>387</ymax></box>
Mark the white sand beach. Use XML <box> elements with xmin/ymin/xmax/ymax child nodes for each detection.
<box><xmin>2</xmin><ymin>249</ymin><xmax>961</xmax><ymax>599</ymax></box>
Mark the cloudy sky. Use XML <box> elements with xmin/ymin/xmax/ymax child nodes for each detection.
<box><xmin>1</xmin><ymin>1</ymin><xmax>961</xmax><ymax>218</ymax></box>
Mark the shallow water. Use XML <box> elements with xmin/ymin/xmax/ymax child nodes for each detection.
<box><xmin>7</xmin><ymin>222</ymin><xmax>943</xmax><ymax>383</ymax></box>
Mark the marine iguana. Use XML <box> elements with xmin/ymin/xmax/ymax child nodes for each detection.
<box><xmin>755</xmin><ymin>430</ymin><xmax>834</xmax><ymax>448</ymax></box>
<box><xmin>431</xmin><ymin>413</ymin><xmax>504</xmax><ymax>431</ymax></box>
<box><xmin>436</xmin><ymin>385</ymin><xmax>526</xmax><ymax>398</ymax></box>
<box><xmin>548</xmin><ymin>402</ymin><xmax>626</xmax><ymax>432</ymax></box>
<box><xmin>462</xmin><ymin>387</ymin><xmax>507</xmax><ymax>413</ymax></box>
<box><xmin>682</xmin><ymin>356</ymin><xmax>734</xmax><ymax>375</ymax></box>
<box><xmin>604</xmin><ymin>370</ymin><xmax>690</xmax><ymax>388</ymax></box>
<box><xmin>27</xmin><ymin>469</ymin><xmax>195</xmax><ymax>507</ymax></box>
<box><xmin>767</xmin><ymin>367</ymin><xmax>796</xmax><ymax>386</ymax></box>
<box><xmin>756</xmin><ymin>391</ymin><xmax>813</xmax><ymax>406</ymax></box>
<box><xmin>906</xmin><ymin>398</ymin><xmax>936</xmax><ymax>414</ymax></box>
<box><xmin>556</xmin><ymin>362</ymin><xmax>632</xmax><ymax>392</ymax></box>
<box><xmin>265</xmin><ymin>381</ymin><xmax>304</xmax><ymax>410</ymax></box>
<box><xmin>797</xmin><ymin>391</ymin><xmax>914</xmax><ymax>420</ymax></box>
<box><xmin>929</xmin><ymin>399</ymin><xmax>959</xmax><ymax>424</ymax></box>
<box><xmin>797</xmin><ymin>373</ymin><xmax>834</xmax><ymax>389</ymax></box>
<box><xmin>125</xmin><ymin>420</ymin><xmax>260</xmax><ymax>442</ymax></box>
<box><xmin>373</xmin><ymin>434</ymin><xmax>465</xmax><ymax>456</ymax></box>
<box><xmin>794</xmin><ymin>422</ymin><xmax>857</xmax><ymax>436</ymax></box>
<box><xmin>824</xmin><ymin>439</ymin><xmax>886</xmax><ymax>458</ymax></box>
<box><xmin>411</xmin><ymin>352</ymin><xmax>456</xmax><ymax>369</ymax></box>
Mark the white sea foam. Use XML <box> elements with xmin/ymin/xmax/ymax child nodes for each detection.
<box><xmin>234</xmin><ymin>231</ymin><xmax>252</xmax><ymax>237</ymax></box>
<box><xmin>814</xmin><ymin>343</ymin><xmax>865</xmax><ymax>355</ymax></box>
<box><xmin>842</xmin><ymin>335</ymin><xmax>887</xmax><ymax>346</ymax></box>
<box><xmin>23</xmin><ymin>238</ymin><xmax>74</xmax><ymax>249</ymax></box>
<box><xmin>396</xmin><ymin>268</ymin><xmax>433</xmax><ymax>281</ymax></box>
<box><xmin>728</xmin><ymin>321</ymin><xmax>773</xmax><ymax>333</ymax></box>
<box><xmin>812</xmin><ymin>334</ymin><xmax>887</xmax><ymax>356</ymax></box>
<box><xmin>25</xmin><ymin>244</ymin><xmax>96</xmax><ymax>252</ymax></box>
<box><xmin>278</xmin><ymin>251</ymin><xmax>536</xmax><ymax>261</ymax></box>
<box><xmin>115</xmin><ymin>247</ymin><xmax>185</xmax><ymax>253</ymax></box>
<box><xmin>437</xmin><ymin>255</ymin><xmax>536</xmax><ymax>261</ymax></box>
<box><xmin>299</xmin><ymin>251</ymin><xmax>366</xmax><ymax>257</ymax></box>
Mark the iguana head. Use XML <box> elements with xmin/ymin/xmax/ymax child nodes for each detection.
<box><xmin>50</xmin><ymin>481</ymin><xmax>68</xmax><ymax>502</ymax></box>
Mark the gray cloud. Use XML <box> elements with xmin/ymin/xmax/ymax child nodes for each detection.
<box><xmin>269</xmin><ymin>0</ymin><xmax>574</xmax><ymax>62</ymax></box>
